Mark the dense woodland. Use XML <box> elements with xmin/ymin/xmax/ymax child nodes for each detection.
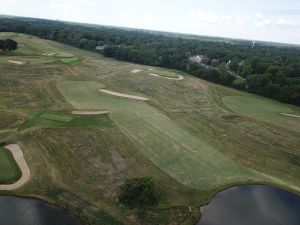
<box><xmin>0</xmin><ymin>17</ymin><xmax>299</xmax><ymax>105</ymax></box>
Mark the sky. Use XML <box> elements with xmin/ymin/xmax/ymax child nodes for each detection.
<box><xmin>3</xmin><ymin>0</ymin><xmax>300</xmax><ymax>44</ymax></box>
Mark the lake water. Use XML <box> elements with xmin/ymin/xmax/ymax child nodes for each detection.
<box><xmin>0</xmin><ymin>196</ymin><xmax>82</xmax><ymax>225</ymax></box>
<box><xmin>198</xmin><ymin>185</ymin><xmax>300</xmax><ymax>225</ymax></box>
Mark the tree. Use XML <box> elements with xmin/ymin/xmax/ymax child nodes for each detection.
<box><xmin>0</xmin><ymin>39</ymin><xmax>4</xmax><ymax>51</ymax></box>
<box><xmin>229</xmin><ymin>57</ymin><xmax>239</xmax><ymax>72</ymax></box>
<box><xmin>240</xmin><ymin>63</ymin><xmax>253</xmax><ymax>78</ymax></box>
<box><xmin>117</xmin><ymin>177</ymin><xmax>159</xmax><ymax>208</ymax></box>
<box><xmin>264</xmin><ymin>82</ymin><xmax>280</xmax><ymax>97</ymax></box>
<box><xmin>246</xmin><ymin>74</ymin><xmax>270</xmax><ymax>94</ymax></box>
<box><xmin>280</xmin><ymin>85</ymin><xmax>300</xmax><ymax>105</ymax></box>
<box><xmin>4</xmin><ymin>39</ymin><xmax>17</xmax><ymax>52</ymax></box>
<box><xmin>0</xmin><ymin>17</ymin><xmax>299</xmax><ymax>106</ymax></box>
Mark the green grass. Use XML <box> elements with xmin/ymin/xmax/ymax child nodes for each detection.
<box><xmin>222</xmin><ymin>95</ymin><xmax>300</xmax><ymax>132</ymax></box>
<box><xmin>0</xmin><ymin>147</ymin><xmax>21</xmax><ymax>184</ymax></box>
<box><xmin>150</xmin><ymin>68</ymin><xmax>180</xmax><ymax>78</ymax></box>
<box><xmin>59</xmin><ymin>57</ymin><xmax>79</xmax><ymax>64</ymax></box>
<box><xmin>39</xmin><ymin>113</ymin><xmax>73</xmax><ymax>122</ymax></box>
<box><xmin>55</xmin><ymin>53</ymin><xmax>74</xmax><ymax>57</ymax></box>
<box><xmin>58</xmin><ymin>81</ymin><xmax>267</xmax><ymax>190</ymax></box>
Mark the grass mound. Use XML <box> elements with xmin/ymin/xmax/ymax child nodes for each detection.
<box><xmin>149</xmin><ymin>68</ymin><xmax>183</xmax><ymax>78</ymax></box>
<box><xmin>59</xmin><ymin>57</ymin><xmax>79</xmax><ymax>64</ymax></box>
<box><xmin>222</xmin><ymin>95</ymin><xmax>300</xmax><ymax>132</ymax></box>
<box><xmin>0</xmin><ymin>147</ymin><xmax>21</xmax><ymax>184</ymax></box>
<box><xmin>40</xmin><ymin>113</ymin><xmax>73</xmax><ymax>122</ymax></box>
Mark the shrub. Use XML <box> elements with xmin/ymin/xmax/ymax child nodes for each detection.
<box><xmin>118</xmin><ymin>177</ymin><xmax>159</xmax><ymax>208</ymax></box>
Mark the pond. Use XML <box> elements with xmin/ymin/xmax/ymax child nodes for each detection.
<box><xmin>0</xmin><ymin>196</ymin><xmax>82</xmax><ymax>225</ymax></box>
<box><xmin>198</xmin><ymin>185</ymin><xmax>300</xmax><ymax>225</ymax></box>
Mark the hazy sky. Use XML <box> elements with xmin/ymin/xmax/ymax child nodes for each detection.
<box><xmin>3</xmin><ymin>0</ymin><xmax>300</xmax><ymax>44</ymax></box>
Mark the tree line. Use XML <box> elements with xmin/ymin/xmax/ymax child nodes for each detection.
<box><xmin>0</xmin><ymin>39</ymin><xmax>17</xmax><ymax>52</ymax></box>
<box><xmin>0</xmin><ymin>17</ymin><xmax>298</xmax><ymax>105</ymax></box>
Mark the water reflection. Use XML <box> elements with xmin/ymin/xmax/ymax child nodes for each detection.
<box><xmin>0</xmin><ymin>196</ymin><xmax>82</xmax><ymax>225</ymax></box>
<box><xmin>198</xmin><ymin>185</ymin><xmax>300</xmax><ymax>225</ymax></box>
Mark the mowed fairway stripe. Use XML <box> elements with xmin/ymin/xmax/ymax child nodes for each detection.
<box><xmin>59</xmin><ymin>81</ymin><xmax>263</xmax><ymax>190</ymax></box>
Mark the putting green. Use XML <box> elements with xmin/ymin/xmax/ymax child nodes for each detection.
<box><xmin>58</xmin><ymin>81</ymin><xmax>265</xmax><ymax>190</ymax></box>
<box><xmin>222</xmin><ymin>96</ymin><xmax>300</xmax><ymax>132</ymax></box>
<box><xmin>149</xmin><ymin>69</ymin><xmax>181</xmax><ymax>78</ymax></box>
<box><xmin>19</xmin><ymin>112</ymin><xmax>113</xmax><ymax>131</ymax></box>
<box><xmin>0</xmin><ymin>147</ymin><xmax>21</xmax><ymax>184</ymax></box>
<box><xmin>40</xmin><ymin>113</ymin><xmax>73</xmax><ymax>122</ymax></box>
<box><xmin>59</xmin><ymin>57</ymin><xmax>79</xmax><ymax>64</ymax></box>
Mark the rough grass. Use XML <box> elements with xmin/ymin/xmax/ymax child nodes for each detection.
<box><xmin>0</xmin><ymin>147</ymin><xmax>21</xmax><ymax>184</ymax></box>
<box><xmin>0</xmin><ymin>111</ymin><xmax>25</xmax><ymax>129</ymax></box>
<box><xmin>0</xmin><ymin>56</ymin><xmax>53</xmax><ymax>65</ymax></box>
<box><xmin>19</xmin><ymin>113</ymin><xmax>113</xmax><ymax>131</ymax></box>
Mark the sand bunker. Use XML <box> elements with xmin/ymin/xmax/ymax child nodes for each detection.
<box><xmin>281</xmin><ymin>113</ymin><xmax>300</xmax><ymax>118</ymax></box>
<box><xmin>8</xmin><ymin>60</ymin><xmax>24</xmax><ymax>65</ymax></box>
<box><xmin>42</xmin><ymin>53</ymin><xmax>56</xmax><ymax>56</ymax></box>
<box><xmin>72</xmin><ymin>111</ymin><xmax>110</xmax><ymax>115</ymax></box>
<box><xmin>0</xmin><ymin>144</ymin><xmax>30</xmax><ymax>190</ymax></box>
<box><xmin>99</xmin><ymin>89</ymin><xmax>149</xmax><ymax>101</ymax></box>
<box><xmin>150</xmin><ymin>73</ymin><xmax>184</xmax><ymax>81</ymax></box>
<box><xmin>131</xmin><ymin>69</ymin><xmax>142</xmax><ymax>73</ymax></box>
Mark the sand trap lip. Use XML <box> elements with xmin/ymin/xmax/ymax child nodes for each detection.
<box><xmin>8</xmin><ymin>60</ymin><xmax>24</xmax><ymax>65</ymax></box>
<box><xmin>99</xmin><ymin>89</ymin><xmax>149</xmax><ymax>101</ymax></box>
<box><xmin>131</xmin><ymin>69</ymin><xmax>142</xmax><ymax>73</ymax></box>
<box><xmin>71</xmin><ymin>110</ymin><xmax>110</xmax><ymax>115</ymax></box>
<box><xmin>281</xmin><ymin>113</ymin><xmax>300</xmax><ymax>118</ymax></box>
<box><xmin>149</xmin><ymin>73</ymin><xmax>184</xmax><ymax>81</ymax></box>
<box><xmin>0</xmin><ymin>144</ymin><xmax>30</xmax><ymax>190</ymax></box>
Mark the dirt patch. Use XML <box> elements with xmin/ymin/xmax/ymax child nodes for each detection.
<box><xmin>131</xmin><ymin>69</ymin><xmax>142</xmax><ymax>73</ymax></box>
<box><xmin>8</xmin><ymin>60</ymin><xmax>24</xmax><ymax>65</ymax></box>
<box><xmin>149</xmin><ymin>73</ymin><xmax>184</xmax><ymax>81</ymax></box>
<box><xmin>99</xmin><ymin>89</ymin><xmax>149</xmax><ymax>101</ymax></box>
<box><xmin>71</xmin><ymin>111</ymin><xmax>110</xmax><ymax>115</ymax></box>
<box><xmin>281</xmin><ymin>113</ymin><xmax>300</xmax><ymax>118</ymax></box>
<box><xmin>0</xmin><ymin>144</ymin><xmax>30</xmax><ymax>190</ymax></box>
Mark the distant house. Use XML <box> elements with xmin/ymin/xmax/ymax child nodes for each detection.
<box><xmin>211</xmin><ymin>58</ymin><xmax>219</xmax><ymax>66</ymax></box>
<box><xmin>189</xmin><ymin>55</ymin><xmax>204</xmax><ymax>64</ymax></box>
<box><xmin>226</xmin><ymin>60</ymin><xmax>231</xmax><ymax>67</ymax></box>
<box><xmin>238</xmin><ymin>60</ymin><xmax>245</xmax><ymax>67</ymax></box>
<box><xmin>95</xmin><ymin>45</ymin><xmax>106</xmax><ymax>51</ymax></box>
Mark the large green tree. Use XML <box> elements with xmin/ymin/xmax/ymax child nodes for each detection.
<box><xmin>118</xmin><ymin>177</ymin><xmax>159</xmax><ymax>208</ymax></box>
<box><xmin>0</xmin><ymin>39</ymin><xmax>18</xmax><ymax>52</ymax></box>
<box><xmin>5</xmin><ymin>39</ymin><xmax>18</xmax><ymax>51</ymax></box>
